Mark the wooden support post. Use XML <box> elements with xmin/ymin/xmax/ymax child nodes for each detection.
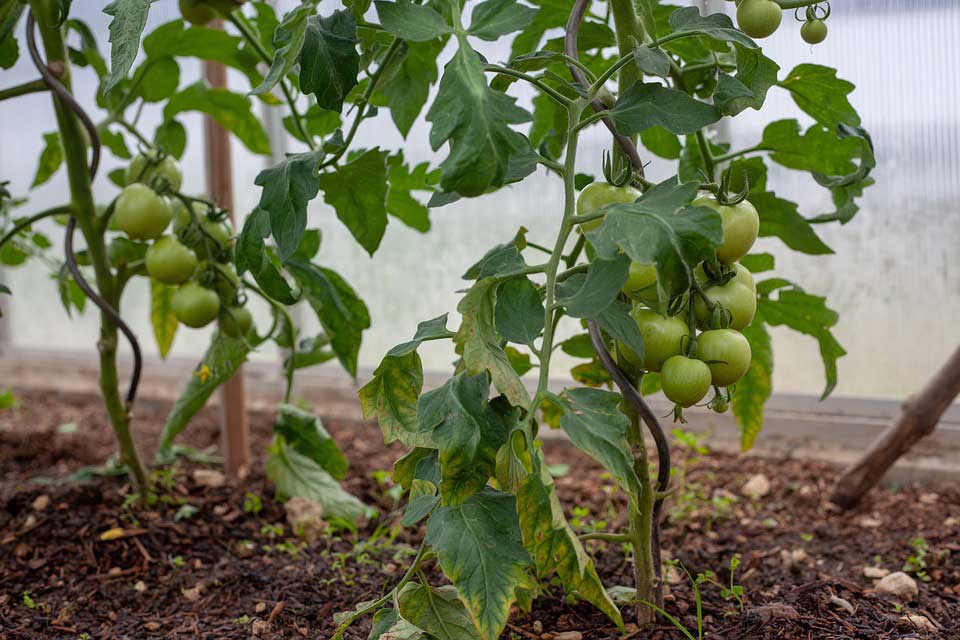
<box><xmin>203</xmin><ymin>27</ymin><xmax>250</xmax><ymax>478</ymax></box>
<box><xmin>830</xmin><ymin>344</ymin><xmax>960</xmax><ymax>509</ymax></box>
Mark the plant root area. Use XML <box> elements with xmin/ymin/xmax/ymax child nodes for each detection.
<box><xmin>1</xmin><ymin>389</ymin><xmax>958</xmax><ymax>639</ymax></box>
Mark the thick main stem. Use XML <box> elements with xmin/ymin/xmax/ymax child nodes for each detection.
<box><xmin>29</xmin><ymin>2</ymin><xmax>149</xmax><ymax>494</ymax></box>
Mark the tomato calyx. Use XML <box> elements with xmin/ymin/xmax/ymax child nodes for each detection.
<box><xmin>601</xmin><ymin>148</ymin><xmax>635</xmax><ymax>188</ymax></box>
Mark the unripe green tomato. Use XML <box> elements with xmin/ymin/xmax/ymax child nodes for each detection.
<box><xmin>114</xmin><ymin>183</ymin><xmax>173</xmax><ymax>240</ymax></box>
<box><xmin>619</xmin><ymin>308</ymin><xmax>690</xmax><ymax>372</ymax></box>
<box><xmin>195</xmin><ymin>260</ymin><xmax>241</xmax><ymax>300</ymax></box>
<box><xmin>171</xmin><ymin>281</ymin><xmax>221</xmax><ymax>328</ymax></box>
<box><xmin>736</xmin><ymin>0</ymin><xmax>782</xmax><ymax>39</ymax></box>
<box><xmin>179</xmin><ymin>0</ymin><xmax>217</xmax><ymax>25</ymax></box>
<box><xmin>661</xmin><ymin>356</ymin><xmax>713</xmax><ymax>408</ymax></box>
<box><xmin>801</xmin><ymin>19</ymin><xmax>828</xmax><ymax>44</ymax></box>
<box><xmin>172</xmin><ymin>201</ymin><xmax>211</xmax><ymax>233</ymax></box>
<box><xmin>126</xmin><ymin>152</ymin><xmax>183</xmax><ymax>191</ymax></box>
<box><xmin>623</xmin><ymin>262</ymin><xmax>657</xmax><ymax>299</ymax></box>
<box><xmin>145</xmin><ymin>235</ymin><xmax>198</xmax><ymax>285</ymax></box>
<box><xmin>219</xmin><ymin>305</ymin><xmax>254</xmax><ymax>338</ymax></box>
<box><xmin>576</xmin><ymin>182</ymin><xmax>641</xmax><ymax>232</ymax></box>
<box><xmin>712</xmin><ymin>395</ymin><xmax>729</xmax><ymax>413</ymax></box>
<box><xmin>694</xmin><ymin>196</ymin><xmax>759</xmax><ymax>264</ymax></box>
<box><xmin>698</xmin><ymin>329</ymin><xmax>752</xmax><ymax>386</ymax></box>
<box><xmin>694</xmin><ymin>264</ymin><xmax>757</xmax><ymax>330</ymax></box>
<box><xmin>206</xmin><ymin>0</ymin><xmax>246</xmax><ymax>15</ymax></box>
<box><xmin>202</xmin><ymin>217</ymin><xmax>234</xmax><ymax>251</ymax></box>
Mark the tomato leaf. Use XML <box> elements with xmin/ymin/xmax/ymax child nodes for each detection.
<box><xmin>253</xmin><ymin>149</ymin><xmax>323</xmax><ymax>261</ymax></box>
<box><xmin>397</xmin><ymin>583</ymin><xmax>477</xmax><ymax>640</ymax></box>
<box><xmin>463</xmin><ymin>229</ymin><xmax>528</xmax><ymax>279</ymax></box>
<box><xmin>468</xmin><ymin>0</ymin><xmax>537</xmax><ymax>41</ymax></box>
<box><xmin>610</xmin><ymin>82</ymin><xmax>720</xmax><ymax>136</ymax></box>
<box><xmin>425</xmin><ymin>489</ymin><xmax>532</xmax><ymax>640</ymax></box>
<box><xmin>154</xmin><ymin>119</ymin><xmax>186</xmax><ymax>159</ymax></box>
<box><xmin>633</xmin><ymin>44</ymin><xmax>670</xmax><ymax>78</ymax></box>
<box><xmin>150</xmin><ymin>279</ymin><xmax>178</xmax><ymax>359</ymax></box>
<box><xmin>31</xmin><ymin>132</ymin><xmax>62</xmax><ymax>188</ymax></box>
<box><xmin>235</xmin><ymin>208</ymin><xmax>297</xmax><ymax>304</ymax></box>
<box><xmin>778</xmin><ymin>64</ymin><xmax>860</xmax><ymax>129</ymax></box>
<box><xmin>285</xmin><ymin>260</ymin><xmax>370</xmax><ymax>378</ymax></box>
<box><xmin>518</xmin><ymin>451</ymin><xmax>624</xmax><ymax>629</ymax></box>
<box><xmin>547</xmin><ymin>387</ymin><xmax>642</xmax><ymax>498</ymax></box>
<box><xmin>103</xmin><ymin>0</ymin><xmax>153</xmax><ymax>93</ymax></box>
<box><xmin>761</xmin><ymin>119</ymin><xmax>860</xmax><ymax>176</ymax></box>
<box><xmin>639</xmin><ymin>126</ymin><xmax>681</xmax><ymax>159</ymax></box>
<box><xmin>299</xmin><ymin>9</ymin><xmax>360</xmax><ymax>113</ymax></box>
<box><xmin>427</xmin><ymin>42</ymin><xmax>534</xmax><ymax>197</ymax></box>
<box><xmin>556</xmin><ymin>254</ymin><xmax>630</xmax><ymax>318</ymax></box>
<box><xmin>377</xmin><ymin>39</ymin><xmax>444</xmax><ymax>137</ymax></box>
<box><xmin>163</xmin><ymin>82</ymin><xmax>270</xmax><ymax>154</ymax></box>
<box><xmin>317</xmin><ymin>148</ymin><xmax>389</xmax><ymax>256</ymax></box>
<box><xmin>713</xmin><ymin>45</ymin><xmax>779</xmax><ymax>116</ymax></box>
<box><xmin>250</xmin><ymin>2</ymin><xmax>313</xmax><ymax>95</ymax></box>
<box><xmin>274</xmin><ymin>404</ymin><xmax>347</xmax><ymax>480</ymax></box>
<box><xmin>733</xmin><ymin>321</ymin><xmax>772</xmax><ymax>451</ymax></box>
<box><xmin>666</xmin><ymin>6</ymin><xmax>758</xmax><ymax>49</ymax></box>
<box><xmin>375</xmin><ymin>0</ymin><xmax>452</xmax><ymax>41</ymax></box>
<box><xmin>454</xmin><ymin>278</ymin><xmax>531</xmax><ymax>409</ymax></box>
<box><xmin>494</xmin><ymin>277</ymin><xmax>544</xmax><ymax>346</ymax></box>
<box><xmin>386</xmin><ymin>153</ymin><xmax>436</xmax><ymax>231</ymax></box>
<box><xmin>143</xmin><ymin>21</ymin><xmax>263</xmax><ymax>89</ymax></box>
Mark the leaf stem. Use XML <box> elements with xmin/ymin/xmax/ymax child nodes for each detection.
<box><xmin>483</xmin><ymin>64</ymin><xmax>572</xmax><ymax>107</ymax></box>
<box><xmin>695</xmin><ymin>131</ymin><xmax>716</xmax><ymax>181</ymax></box>
<box><xmin>713</xmin><ymin>145</ymin><xmax>767</xmax><ymax>163</ymax></box>
<box><xmin>588</xmin><ymin>51</ymin><xmax>636</xmax><ymax>96</ymax></box>
<box><xmin>226</xmin><ymin>11</ymin><xmax>314</xmax><ymax>150</ymax></box>
<box><xmin>0</xmin><ymin>78</ymin><xmax>48</xmax><ymax>101</ymax></box>
<box><xmin>580</xmin><ymin>531</ymin><xmax>631</xmax><ymax>543</ymax></box>
<box><xmin>0</xmin><ymin>204</ymin><xmax>74</xmax><ymax>251</ymax></box>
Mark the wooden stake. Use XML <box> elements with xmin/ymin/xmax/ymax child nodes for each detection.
<box><xmin>203</xmin><ymin>25</ymin><xmax>250</xmax><ymax>478</ymax></box>
<box><xmin>830</xmin><ymin>344</ymin><xmax>960</xmax><ymax>508</ymax></box>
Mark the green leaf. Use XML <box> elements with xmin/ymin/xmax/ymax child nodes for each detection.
<box><xmin>779</xmin><ymin>64</ymin><xmax>860</xmax><ymax>129</ymax></box>
<box><xmin>761</xmin><ymin>119</ymin><xmax>860</xmax><ymax>176</ymax></box>
<box><xmin>733</xmin><ymin>321</ymin><xmax>772</xmax><ymax>451</ymax></box>
<box><xmin>398</xmin><ymin>584</ymin><xmax>478</xmax><ymax>640</ymax></box>
<box><xmin>300</xmin><ymin>9</ymin><xmax>359</xmax><ymax>112</ymax></box>
<box><xmin>588</xmin><ymin>178</ymin><xmax>722</xmax><ymax>308</ymax></box>
<box><xmin>286</xmin><ymin>260</ymin><xmax>370</xmax><ymax>377</ymax></box>
<box><xmin>557</xmin><ymin>254</ymin><xmax>629</xmax><ymax>318</ymax></box>
<box><xmin>751</xmin><ymin>192</ymin><xmax>833</xmax><ymax>255</ymax></box>
<box><xmin>31</xmin><ymin>132</ymin><xmax>62</xmax><ymax>188</ymax></box>
<box><xmin>427</xmin><ymin>43</ymin><xmax>533</xmax><ymax>197</ymax></box>
<box><xmin>150</xmin><ymin>279</ymin><xmax>178</xmax><ymax>359</ymax></box>
<box><xmin>378</xmin><ymin>39</ymin><xmax>444</xmax><ymax>137</ymax></box>
<box><xmin>154</xmin><ymin>119</ymin><xmax>186</xmax><ymax>158</ymax></box>
<box><xmin>386</xmin><ymin>153</ymin><xmax>436</xmax><ymax>231</ymax></box>
<box><xmin>713</xmin><ymin>45</ymin><xmax>779</xmax><ymax>116</ymax></box>
<box><xmin>758</xmin><ymin>287</ymin><xmax>845</xmax><ymax>399</ymax></box>
<box><xmin>494</xmin><ymin>277</ymin><xmax>544</xmax><ymax>346</ymax></box>
<box><xmin>666</xmin><ymin>6</ymin><xmax>758</xmax><ymax>49</ymax></box>
<box><xmin>284</xmin><ymin>104</ymin><xmax>342</xmax><ymax>142</ymax></box>
<box><xmin>633</xmin><ymin>44</ymin><xmax>670</xmax><ymax>78</ymax></box>
<box><xmin>401</xmin><ymin>479</ymin><xmax>440</xmax><ymax>526</ymax></box>
<box><xmin>253</xmin><ymin>149</ymin><xmax>323</xmax><ymax>260</ymax></box>
<box><xmin>360</xmin><ymin>349</ymin><xmax>428</xmax><ymax>447</ymax></box>
<box><xmin>266</xmin><ymin>438</ymin><xmax>370</xmax><ymax>524</ymax></box>
<box><xmin>455</xmin><ymin>278</ymin><xmax>531</xmax><ymax>409</ymax></box>
<box><xmin>136</xmin><ymin>56</ymin><xmax>179</xmax><ymax>102</ymax></box>
<box><xmin>0</xmin><ymin>388</ymin><xmax>16</xmax><ymax>411</ymax></box>
<box><xmin>250</xmin><ymin>1</ymin><xmax>313</xmax><ymax>95</ymax></box>
<box><xmin>164</xmin><ymin>81</ymin><xmax>270</xmax><ymax>154</ymax></box>
<box><xmin>463</xmin><ymin>230</ymin><xmax>527</xmax><ymax>279</ymax></box>
<box><xmin>468</xmin><ymin>0</ymin><xmax>537</xmax><ymax>41</ymax></box>
<box><xmin>103</xmin><ymin>0</ymin><xmax>153</xmax><ymax>93</ymax></box>
<box><xmin>142</xmin><ymin>20</ymin><xmax>262</xmax><ymax>88</ymax></box>
<box><xmin>375</xmin><ymin>0</ymin><xmax>452</xmax><ymax>41</ymax></box>
<box><xmin>504</xmin><ymin>346</ymin><xmax>534</xmax><ymax>376</ymax></box>
<box><xmin>517</xmin><ymin>452</ymin><xmax>623</xmax><ymax>629</ymax></box>
<box><xmin>610</xmin><ymin>82</ymin><xmax>720</xmax><ymax>136</ymax></box>
<box><xmin>235</xmin><ymin>208</ymin><xmax>297</xmax><ymax>303</ymax></box>
<box><xmin>98</xmin><ymin>124</ymin><xmax>132</xmax><ymax>159</ymax></box>
<box><xmin>317</xmin><ymin>148</ymin><xmax>389</xmax><ymax>255</ymax></box>
<box><xmin>159</xmin><ymin>332</ymin><xmax>253</xmax><ymax>452</ymax></box>
<box><xmin>274</xmin><ymin>404</ymin><xmax>348</xmax><ymax>480</ymax></box>
<box><xmin>547</xmin><ymin>388</ymin><xmax>641</xmax><ymax>498</ymax></box>
<box><xmin>740</xmin><ymin>252</ymin><xmax>774</xmax><ymax>273</ymax></box>
<box><xmin>639</xmin><ymin>126</ymin><xmax>681</xmax><ymax>159</ymax></box>
<box><xmin>425</xmin><ymin>489</ymin><xmax>531</xmax><ymax>640</ymax></box>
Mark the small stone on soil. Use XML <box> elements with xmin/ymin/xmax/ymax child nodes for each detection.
<box><xmin>863</xmin><ymin>566</ymin><xmax>890</xmax><ymax>579</ymax></box>
<box><xmin>829</xmin><ymin>595</ymin><xmax>855</xmax><ymax>615</ymax></box>
<box><xmin>31</xmin><ymin>494</ymin><xmax>50</xmax><ymax>511</ymax></box>
<box><xmin>875</xmin><ymin>571</ymin><xmax>918</xmax><ymax>599</ymax></box>
<box><xmin>552</xmin><ymin>632</ymin><xmax>583</xmax><ymax>640</ymax></box>
<box><xmin>742</xmin><ymin>474</ymin><xmax>771</xmax><ymax>499</ymax></box>
<box><xmin>192</xmin><ymin>469</ymin><xmax>226</xmax><ymax>489</ymax></box>
<box><xmin>284</xmin><ymin>496</ymin><xmax>327</xmax><ymax>541</ymax></box>
<box><xmin>899</xmin><ymin>614</ymin><xmax>937</xmax><ymax>632</ymax></box>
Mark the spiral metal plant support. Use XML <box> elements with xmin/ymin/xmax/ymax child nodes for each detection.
<box><xmin>25</xmin><ymin>12</ymin><xmax>143</xmax><ymax>408</ymax></box>
<box><xmin>566</xmin><ymin>0</ymin><xmax>671</xmax><ymax>597</ymax></box>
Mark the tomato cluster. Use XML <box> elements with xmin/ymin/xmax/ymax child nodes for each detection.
<box><xmin>578</xmin><ymin>184</ymin><xmax>760</xmax><ymax>416</ymax></box>
<box><xmin>732</xmin><ymin>0</ymin><xmax>830</xmax><ymax>45</ymax></box>
<box><xmin>113</xmin><ymin>151</ymin><xmax>253</xmax><ymax>337</ymax></box>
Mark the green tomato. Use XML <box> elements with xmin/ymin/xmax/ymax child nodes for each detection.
<box><xmin>171</xmin><ymin>281</ymin><xmax>221</xmax><ymax>328</ymax></box>
<box><xmin>219</xmin><ymin>305</ymin><xmax>254</xmax><ymax>338</ymax></box>
<box><xmin>145</xmin><ymin>235</ymin><xmax>198</xmax><ymax>285</ymax></box>
<box><xmin>623</xmin><ymin>262</ymin><xmax>658</xmax><ymax>300</ymax></box>
<box><xmin>711</xmin><ymin>395</ymin><xmax>729</xmax><ymax>413</ymax></box>
<box><xmin>576</xmin><ymin>182</ymin><xmax>641</xmax><ymax>232</ymax></box>
<box><xmin>694</xmin><ymin>263</ymin><xmax>757</xmax><ymax>330</ymax></box>
<box><xmin>174</xmin><ymin>201</ymin><xmax>233</xmax><ymax>251</ymax></box>
<box><xmin>114</xmin><ymin>183</ymin><xmax>173</xmax><ymax>240</ymax></box>
<box><xmin>195</xmin><ymin>260</ymin><xmax>241</xmax><ymax>300</ymax></box>
<box><xmin>126</xmin><ymin>151</ymin><xmax>183</xmax><ymax>191</ymax></box>
<box><xmin>698</xmin><ymin>329</ymin><xmax>752</xmax><ymax>386</ymax></box>
<box><xmin>736</xmin><ymin>0</ymin><xmax>782</xmax><ymax>39</ymax></box>
<box><xmin>206</xmin><ymin>0</ymin><xmax>245</xmax><ymax>15</ymax></box>
<box><xmin>619</xmin><ymin>308</ymin><xmax>690</xmax><ymax>372</ymax></box>
<box><xmin>694</xmin><ymin>196</ymin><xmax>759</xmax><ymax>264</ymax></box>
<box><xmin>661</xmin><ymin>356</ymin><xmax>713</xmax><ymax>408</ymax></box>
<box><xmin>178</xmin><ymin>0</ymin><xmax>217</xmax><ymax>24</ymax></box>
<box><xmin>801</xmin><ymin>19</ymin><xmax>828</xmax><ymax>44</ymax></box>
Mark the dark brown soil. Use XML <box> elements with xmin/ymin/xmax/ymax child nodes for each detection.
<box><xmin>1</xmin><ymin>388</ymin><xmax>958</xmax><ymax>639</ymax></box>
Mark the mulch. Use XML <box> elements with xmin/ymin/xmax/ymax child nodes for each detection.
<box><xmin>1</xmin><ymin>388</ymin><xmax>958</xmax><ymax>639</ymax></box>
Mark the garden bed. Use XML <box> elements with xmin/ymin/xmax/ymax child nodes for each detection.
<box><xmin>1</xmin><ymin>388</ymin><xmax>958</xmax><ymax>639</ymax></box>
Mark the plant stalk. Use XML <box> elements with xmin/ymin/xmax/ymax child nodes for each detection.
<box><xmin>28</xmin><ymin>1</ymin><xmax>149</xmax><ymax>495</ymax></box>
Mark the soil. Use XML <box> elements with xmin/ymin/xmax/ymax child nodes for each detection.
<box><xmin>1</xmin><ymin>388</ymin><xmax>958</xmax><ymax>639</ymax></box>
